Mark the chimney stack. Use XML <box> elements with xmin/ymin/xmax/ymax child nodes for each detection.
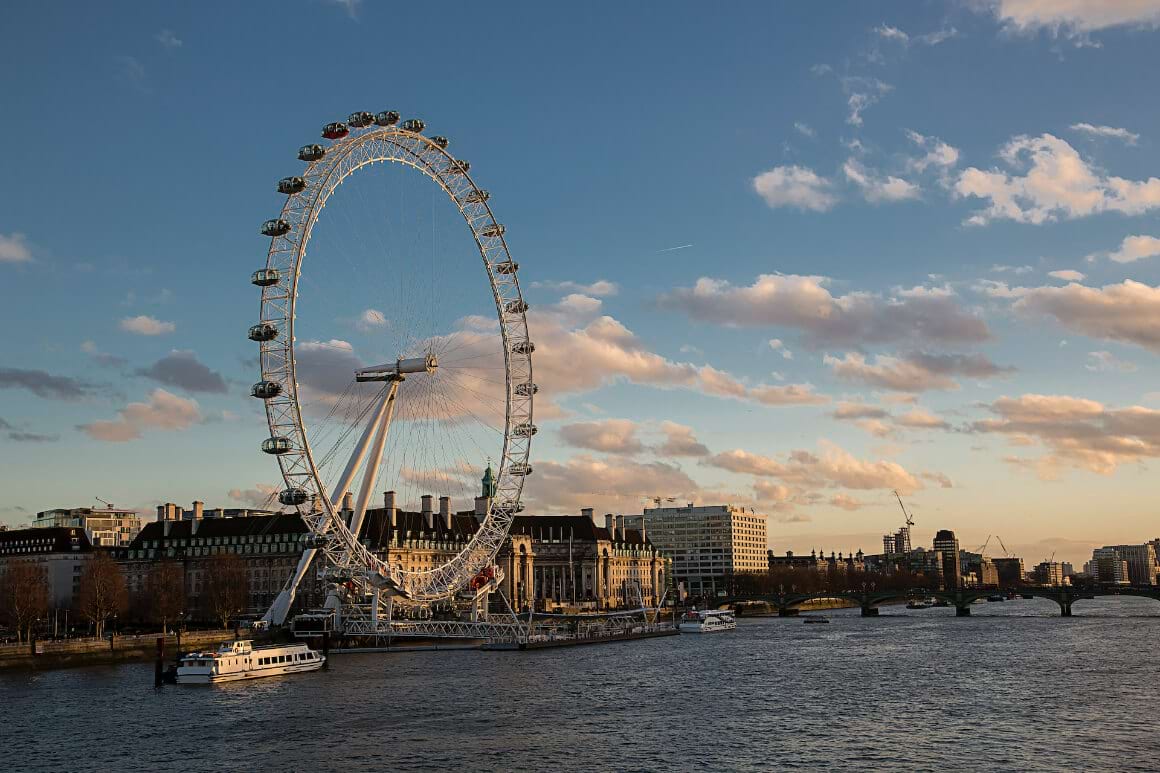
<box><xmin>193</xmin><ymin>500</ymin><xmax>204</xmax><ymax>520</ymax></box>
<box><xmin>640</xmin><ymin>516</ymin><xmax>647</xmax><ymax>543</ymax></box>
<box><xmin>615</xmin><ymin>515</ymin><xmax>624</xmax><ymax>542</ymax></box>
<box><xmin>439</xmin><ymin>496</ymin><xmax>452</xmax><ymax>530</ymax></box>
<box><xmin>582</xmin><ymin>507</ymin><xmax>594</xmax><ymax>522</ymax></box>
<box><xmin>422</xmin><ymin>495</ymin><xmax>434</xmax><ymax>530</ymax></box>
<box><xmin>384</xmin><ymin>491</ymin><xmax>397</xmax><ymax>528</ymax></box>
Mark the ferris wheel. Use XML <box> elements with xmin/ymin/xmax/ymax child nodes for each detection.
<box><xmin>249</xmin><ymin>110</ymin><xmax>535</xmax><ymax>625</ymax></box>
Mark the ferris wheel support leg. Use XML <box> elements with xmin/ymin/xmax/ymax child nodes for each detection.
<box><xmin>263</xmin><ymin>548</ymin><xmax>319</xmax><ymax>626</ymax></box>
<box><xmin>330</xmin><ymin>385</ymin><xmax>395</xmax><ymax>508</ymax></box>
<box><xmin>349</xmin><ymin>379</ymin><xmax>400</xmax><ymax>538</ymax></box>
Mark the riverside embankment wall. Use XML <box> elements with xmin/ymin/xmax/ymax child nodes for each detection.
<box><xmin>0</xmin><ymin>629</ymin><xmax>236</xmax><ymax>670</ymax></box>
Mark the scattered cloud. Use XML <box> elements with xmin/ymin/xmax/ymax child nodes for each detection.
<box><xmin>874</xmin><ymin>24</ymin><xmax>910</xmax><ymax>42</ymax></box>
<box><xmin>1102</xmin><ymin>234</ymin><xmax>1160</xmax><ymax>263</ymax></box>
<box><xmin>81</xmin><ymin>340</ymin><xmax>129</xmax><ymax>368</ymax></box>
<box><xmin>955</xmin><ymin>134</ymin><xmax>1160</xmax><ymax>226</ymax></box>
<box><xmin>841</xmin><ymin>76</ymin><xmax>892</xmax><ymax>127</ymax></box>
<box><xmin>1015</xmin><ymin>279</ymin><xmax>1160</xmax><ymax>353</ymax></box>
<box><xmin>657</xmin><ymin>274</ymin><xmax>990</xmax><ymax>347</ymax></box>
<box><xmin>0</xmin><ymin>233</ymin><xmax>32</xmax><ymax>263</ymax></box>
<box><xmin>113</xmin><ymin>55</ymin><xmax>149</xmax><ymax>93</ymax></box>
<box><xmin>558</xmin><ymin>419</ymin><xmax>644</xmax><ymax>455</ymax></box>
<box><xmin>1069</xmin><ymin>122</ymin><xmax>1139</xmax><ymax>144</ymax></box>
<box><xmin>709</xmin><ymin>440</ymin><xmax>923</xmax><ymax>494</ymax></box>
<box><xmin>227</xmin><ymin>484</ymin><xmax>280</xmax><ymax>509</ymax></box>
<box><xmin>1085</xmin><ymin>350</ymin><xmax>1137</xmax><ymax>373</ymax></box>
<box><xmin>0</xmin><ymin>417</ymin><xmax>58</xmax><ymax>443</ymax></box>
<box><xmin>79</xmin><ymin>388</ymin><xmax>201</xmax><ymax>442</ymax></box>
<box><xmin>825</xmin><ymin>351</ymin><xmax>1012</xmax><ymax>392</ymax></box>
<box><xmin>768</xmin><ymin>339</ymin><xmax>794</xmax><ymax>359</ymax></box>
<box><xmin>920</xmin><ymin>471</ymin><xmax>954</xmax><ymax>488</ymax></box>
<box><xmin>531</xmin><ymin>279</ymin><xmax>619</xmax><ymax>296</ymax></box>
<box><xmin>894</xmin><ymin>407</ymin><xmax>951</xmax><ymax>430</ymax></box>
<box><xmin>988</xmin><ymin>0</ymin><xmax>1160</xmax><ymax>35</ymax></box>
<box><xmin>137</xmin><ymin>350</ymin><xmax>228</xmax><ymax>393</ymax></box>
<box><xmin>843</xmin><ymin>158</ymin><xmax>920</xmax><ymax>203</ymax></box>
<box><xmin>752</xmin><ymin>165</ymin><xmax>837</xmax><ymax>212</ymax></box>
<box><xmin>828</xmin><ymin>493</ymin><xmax>866</xmax><ymax>511</ymax></box>
<box><xmin>657</xmin><ymin>421</ymin><xmax>710</xmax><ymax>457</ymax></box>
<box><xmin>905</xmin><ymin>130</ymin><xmax>961</xmax><ymax>174</ymax></box>
<box><xmin>356</xmin><ymin>308</ymin><xmax>388</xmax><ymax>331</ymax></box>
<box><xmin>155</xmin><ymin>29</ymin><xmax>182</xmax><ymax>49</ymax></box>
<box><xmin>0</xmin><ymin>367</ymin><xmax>99</xmax><ymax>401</ymax></box>
<box><xmin>327</xmin><ymin>0</ymin><xmax>363</xmax><ymax>19</ymax></box>
<box><xmin>120</xmin><ymin>315</ymin><xmax>175</xmax><ymax>335</ymax></box>
<box><xmin>972</xmin><ymin>393</ymin><xmax>1160</xmax><ymax>477</ymax></box>
<box><xmin>1048</xmin><ymin>269</ymin><xmax>1086</xmax><ymax>281</ymax></box>
<box><xmin>523</xmin><ymin>454</ymin><xmax>700</xmax><ymax>514</ymax></box>
<box><xmin>794</xmin><ymin>122</ymin><xmax>816</xmax><ymax>138</ymax></box>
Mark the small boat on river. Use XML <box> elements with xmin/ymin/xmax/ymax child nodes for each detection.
<box><xmin>678</xmin><ymin>609</ymin><xmax>736</xmax><ymax>633</ymax></box>
<box><xmin>176</xmin><ymin>639</ymin><xmax>324</xmax><ymax>684</ymax></box>
<box><xmin>803</xmin><ymin>617</ymin><xmax>830</xmax><ymax>624</ymax></box>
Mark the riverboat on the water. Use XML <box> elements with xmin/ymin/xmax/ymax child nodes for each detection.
<box><xmin>678</xmin><ymin>609</ymin><xmax>736</xmax><ymax>633</ymax></box>
<box><xmin>176</xmin><ymin>639</ymin><xmax>324</xmax><ymax>684</ymax></box>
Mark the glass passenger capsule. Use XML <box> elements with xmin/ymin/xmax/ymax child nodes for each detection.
<box><xmin>348</xmin><ymin>111</ymin><xmax>374</xmax><ymax>128</ymax></box>
<box><xmin>305</xmin><ymin>534</ymin><xmax>328</xmax><ymax>549</ymax></box>
<box><xmin>262</xmin><ymin>436</ymin><xmax>293</xmax><ymax>455</ymax></box>
<box><xmin>508</xmin><ymin>462</ymin><xmax>532</xmax><ymax>477</ymax></box>
<box><xmin>277</xmin><ymin>177</ymin><xmax>306</xmax><ymax>195</ymax></box>
<box><xmin>494</xmin><ymin>261</ymin><xmax>518</xmax><ymax>275</ymax></box>
<box><xmin>248</xmin><ymin>322</ymin><xmax>278</xmax><ymax>342</ymax></box>
<box><xmin>401</xmin><ymin>118</ymin><xmax>425</xmax><ymax>133</ymax></box>
<box><xmin>504</xmin><ymin>299</ymin><xmax>529</xmax><ymax>314</ymax></box>
<box><xmin>375</xmin><ymin>110</ymin><xmax>401</xmax><ymax>126</ymax></box>
<box><xmin>322</xmin><ymin>122</ymin><xmax>349</xmax><ymax>140</ymax></box>
<box><xmin>513</xmin><ymin>422</ymin><xmax>538</xmax><ymax>437</ymax></box>
<box><xmin>481</xmin><ymin>224</ymin><xmax>505</xmax><ymax>238</ymax></box>
<box><xmin>251</xmin><ymin>268</ymin><xmax>281</xmax><ymax>287</ymax></box>
<box><xmin>447</xmin><ymin>159</ymin><xmax>470</xmax><ymax>174</ymax></box>
<box><xmin>298</xmin><ymin>144</ymin><xmax>326</xmax><ymax>162</ymax></box>
<box><xmin>260</xmin><ymin>219</ymin><xmax>290</xmax><ymax>237</ymax></box>
<box><xmin>250</xmin><ymin>380</ymin><xmax>282</xmax><ymax>399</ymax></box>
<box><xmin>279</xmin><ymin>488</ymin><xmax>309</xmax><ymax>506</ymax></box>
<box><xmin>511</xmin><ymin>341</ymin><xmax>535</xmax><ymax>355</ymax></box>
<box><xmin>430</xmin><ymin>135</ymin><xmax>449</xmax><ymax>149</ymax></box>
<box><xmin>515</xmin><ymin>382</ymin><xmax>538</xmax><ymax>397</ymax></box>
<box><xmin>465</xmin><ymin>189</ymin><xmax>490</xmax><ymax>204</ymax></box>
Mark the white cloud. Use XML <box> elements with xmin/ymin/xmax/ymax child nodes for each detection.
<box><xmin>1070</xmin><ymin>122</ymin><xmax>1139</xmax><ymax>144</ymax></box>
<box><xmin>530</xmin><ymin>279</ymin><xmax>619</xmax><ymax>296</ymax></box>
<box><xmin>841</xmin><ymin>76</ymin><xmax>892</xmax><ymax>127</ymax></box>
<box><xmin>120</xmin><ymin>315</ymin><xmax>175</xmax><ymax>335</ymax></box>
<box><xmin>79</xmin><ymin>388</ymin><xmax>201</xmax><ymax>442</ymax></box>
<box><xmin>768</xmin><ymin>339</ymin><xmax>794</xmax><ymax>359</ymax></box>
<box><xmin>558</xmin><ymin>419</ymin><xmax>644</xmax><ymax>455</ymax></box>
<box><xmin>1085</xmin><ymin>350</ymin><xmax>1138</xmax><ymax>373</ymax></box>
<box><xmin>657</xmin><ymin>274</ymin><xmax>990</xmax><ymax>346</ymax></box>
<box><xmin>794</xmin><ymin>122</ymin><xmax>816</xmax><ymax>138</ymax></box>
<box><xmin>905</xmin><ymin>130</ymin><xmax>961</xmax><ymax>173</ymax></box>
<box><xmin>752</xmin><ymin>165</ymin><xmax>837</xmax><ymax>212</ymax></box>
<box><xmin>657</xmin><ymin>421</ymin><xmax>710</xmax><ymax>457</ymax></box>
<box><xmin>328</xmin><ymin>0</ymin><xmax>363</xmax><ymax>19</ymax></box>
<box><xmin>0</xmin><ymin>233</ymin><xmax>32</xmax><ymax>263</ymax></box>
<box><xmin>1105</xmin><ymin>234</ymin><xmax>1160</xmax><ymax>263</ymax></box>
<box><xmin>843</xmin><ymin>158</ymin><xmax>920</xmax><ymax>203</ymax></box>
<box><xmin>227</xmin><ymin>484</ymin><xmax>280</xmax><ymax>509</ymax></box>
<box><xmin>155</xmin><ymin>29</ymin><xmax>182</xmax><ymax>49</ymax></box>
<box><xmin>1015</xmin><ymin>279</ymin><xmax>1160</xmax><ymax>352</ymax></box>
<box><xmin>989</xmin><ymin>0</ymin><xmax>1160</xmax><ymax>34</ymax></box>
<box><xmin>955</xmin><ymin>133</ymin><xmax>1160</xmax><ymax>225</ymax></box>
<box><xmin>356</xmin><ymin>308</ymin><xmax>388</xmax><ymax>331</ymax></box>
<box><xmin>1048</xmin><ymin>269</ymin><xmax>1086</xmax><ymax>281</ymax></box>
<box><xmin>824</xmin><ymin>351</ymin><xmax>1012</xmax><ymax>392</ymax></box>
<box><xmin>874</xmin><ymin>24</ymin><xmax>910</xmax><ymax>42</ymax></box>
<box><xmin>522</xmin><ymin>454</ymin><xmax>700</xmax><ymax>514</ymax></box>
<box><xmin>709</xmin><ymin>440</ymin><xmax>923</xmax><ymax>494</ymax></box>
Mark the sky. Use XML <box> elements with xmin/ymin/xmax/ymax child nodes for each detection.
<box><xmin>3</xmin><ymin>1</ymin><xmax>1160</xmax><ymax>566</ymax></box>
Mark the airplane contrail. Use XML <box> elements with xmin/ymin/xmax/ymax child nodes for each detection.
<box><xmin>656</xmin><ymin>243</ymin><xmax>693</xmax><ymax>253</ymax></box>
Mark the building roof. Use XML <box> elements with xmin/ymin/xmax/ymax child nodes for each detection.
<box><xmin>0</xmin><ymin>526</ymin><xmax>93</xmax><ymax>555</ymax></box>
<box><xmin>131</xmin><ymin>513</ymin><xmax>307</xmax><ymax>546</ymax></box>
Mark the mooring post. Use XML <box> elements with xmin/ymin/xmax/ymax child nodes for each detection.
<box><xmin>861</xmin><ymin>606</ymin><xmax>879</xmax><ymax>617</ymax></box>
<box><xmin>956</xmin><ymin>606</ymin><xmax>972</xmax><ymax>616</ymax></box>
<box><xmin>154</xmin><ymin>635</ymin><xmax>164</xmax><ymax>688</ymax></box>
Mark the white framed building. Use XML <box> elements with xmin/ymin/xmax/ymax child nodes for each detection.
<box><xmin>34</xmin><ymin>506</ymin><xmax>142</xmax><ymax>548</ymax></box>
<box><xmin>642</xmin><ymin>504</ymin><xmax>768</xmax><ymax>598</ymax></box>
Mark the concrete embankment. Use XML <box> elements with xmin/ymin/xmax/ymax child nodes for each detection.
<box><xmin>0</xmin><ymin>629</ymin><xmax>237</xmax><ymax>671</ymax></box>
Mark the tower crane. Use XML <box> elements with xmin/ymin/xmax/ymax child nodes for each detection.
<box><xmin>996</xmin><ymin>536</ymin><xmax>1012</xmax><ymax>558</ymax></box>
<box><xmin>893</xmin><ymin>490</ymin><xmax>915</xmax><ymax>529</ymax></box>
<box><xmin>95</xmin><ymin>496</ymin><xmax>115</xmax><ymax>509</ymax></box>
<box><xmin>974</xmin><ymin>535</ymin><xmax>992</xmax><ymax>556</ymax></box>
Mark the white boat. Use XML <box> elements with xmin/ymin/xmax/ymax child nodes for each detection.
<box><xmin>176</xmin><ymin>639</ymin><xmax>325</xmax><ymax>684</ymax></box>
<box><xmin>678</xmin><ymin>609</ymin><xmax>736</xmax><ymax>633</ymax></box>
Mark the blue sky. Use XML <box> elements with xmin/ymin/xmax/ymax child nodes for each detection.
<box><xmin>3</xmin><ymin>1</ymin><xmax>1160</xmax><ymax>565</ymax></box>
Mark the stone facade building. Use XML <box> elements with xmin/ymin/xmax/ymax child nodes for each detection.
<box><xmin>0</xmin><ymin>526</ymin><xmax>94</xmax><ymax>609</ymax></box>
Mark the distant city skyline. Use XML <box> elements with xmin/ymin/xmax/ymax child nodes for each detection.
<box><xmin>4</xmin><ymin>2</ymin><xmax>1160</xmax><ymax>568</ymax></box>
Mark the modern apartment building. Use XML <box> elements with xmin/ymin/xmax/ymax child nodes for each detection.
<box><xmin>642</xmin><ymin>503</ymin><xmax>768</xmax><ymax>598</ymax></box>
<box><xmin>34</xmin><ymin>506</ymin><xmax>142</xmax><ymax>548</ymax></box>
<box><xmin>933</xmin><ymin>529</ymin><xmax>962</xmax><ymax>590</ymax></box>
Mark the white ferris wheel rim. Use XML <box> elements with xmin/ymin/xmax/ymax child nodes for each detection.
<box><xmin>253</xmin><ymin>116</ymin><xmax>534</xmax><ymax>602</ymax></box>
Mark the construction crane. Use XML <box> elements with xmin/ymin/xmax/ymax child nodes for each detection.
<box><xmin>893</xmin><ymin>490</ymin><xmax>915</xmax><ymax>529</ymax></box>
<box><xmin>650</xmin><ymin>496</ymin><xmax>677</xmax><ymax>508</ymax></box>
<box><xmin>95</xmin><ymin>496</ymin><xmax>115</xmax><ymax>509</ymax></box>
<box><xmin>974</xmin><ymin>535</ymin><xmax>992</xmax><ymax>556</ymax></box>
<box><xmin>996</xmin><ymin>535</ymin><xmax>1012</xmax><ymax>558</ymax></box>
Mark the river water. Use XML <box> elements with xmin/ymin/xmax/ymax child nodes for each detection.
<box><xmin>2</xmin><ymin>597</ymin><xmax>1158</xmax><ymax>772</ymax></box>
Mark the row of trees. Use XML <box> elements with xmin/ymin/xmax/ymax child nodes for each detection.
<box><xmin>0</xmin><ymin>552</ymin><xmax>252</xmax><ymax>641</ymax></box>
<box><xmin>730</xmin><ymin>566</ymin><xmax>944</xmax><ymax>597</ymax></box>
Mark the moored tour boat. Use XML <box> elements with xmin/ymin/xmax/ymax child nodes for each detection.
<box><xmin>176</xmin><ymin>639</ymin><xmax>324</xmax><ymax>684</ymax></box>
<box><xmin>678</xmin><ymin>609</ymin><xmax>736</xmax><ymax>633</ymax></box>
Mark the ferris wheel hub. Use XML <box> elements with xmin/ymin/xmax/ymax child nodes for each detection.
<box><xmin>355</xmin><ymin>354</ymin><xmax>438</xmax><ymax>381</ymax></box>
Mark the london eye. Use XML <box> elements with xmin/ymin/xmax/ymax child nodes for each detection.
<box><xmin>248</xmin><ymin>110</ymin><xmax>535</xmax><ymax>625</ymax></box>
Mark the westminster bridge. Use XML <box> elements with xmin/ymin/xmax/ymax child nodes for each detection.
<box><xmin>724</xmin><ymin>585</ymin><xmax>1160</xmax><ymax>617</ymax></box>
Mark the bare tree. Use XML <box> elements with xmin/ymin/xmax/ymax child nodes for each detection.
<box><xmin>146</xmin><ymin>560</ymin><xmax>185</xmax><ymax>634</ymax></box>
<box><xmin>76</xmin><ymin>552</ymin><xmax>128</xmax><ymax>639</ymax></box>
<box><xmin>203</xmin><ymin>553</ymin><xmax>250</xmax><ymax>628</ymax></box>
<box><xmin>0</xmin><ymin>561</ymin><xmax>51</xmax><ymax>642</ymax></box>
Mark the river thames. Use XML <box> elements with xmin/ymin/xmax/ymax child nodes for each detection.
<box><xmin>2</xmin><ymin>597</ymin><xmax>1157</xmax><ymax>772</ymax></box>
